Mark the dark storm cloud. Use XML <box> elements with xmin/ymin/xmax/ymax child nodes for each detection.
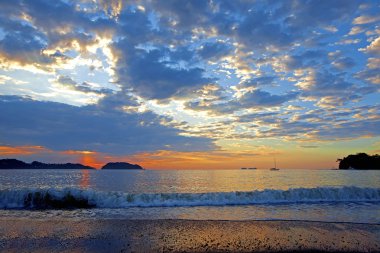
<box><xmin>0</xmin><ymin>96</ymin><xmax>215</xmax><ymax>154</ymax></box>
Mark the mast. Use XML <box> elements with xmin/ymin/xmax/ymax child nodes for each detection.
<box><xmin>273</xmin><ymin>156</ymin><xmax>277</xmax><ymax>169</ymax></box>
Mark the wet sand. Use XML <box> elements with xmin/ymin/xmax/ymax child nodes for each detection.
<box><xmin>0</xmin><ymin>218</ymin><xmax>379</xmax><ymax>252</ymax></box>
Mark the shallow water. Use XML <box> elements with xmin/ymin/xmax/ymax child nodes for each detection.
<box><xmin>0</xmin><ymin>169</ymin><xmax>379</xmax><ymax>223</ymax></box>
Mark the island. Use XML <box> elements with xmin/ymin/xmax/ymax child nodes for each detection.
<box><xmin>0</xmin><ymin>159</ymin><xmax>145</xmax><ymax>170</ymax></box>
<box><xmin>337</xmin><ymin>153</ymin><xmax>380</xmax><ymax>170</ymax></box>
<box><xmin>0</xmin><ymin>159</ymin><xmax>95</xmax><ymax>170</ymax></box>
<box><xmin>101</xmin><ymin>162</ymin><xmax>144</xmax><ymax>170</ymax></box>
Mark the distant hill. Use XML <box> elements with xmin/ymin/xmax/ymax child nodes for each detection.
<box><xmin>0</xmin><ymin>159</ymin><xmax>95</xmax><ymax>170</ymax></box>
<box><xmin>0</xmin><ymin>159</ymin><xmax>144</xmax><ymax>170</ymax></box>
<box><xmin>337</xmin><ymin>153</ymin><xmax>380</xmax><ymax>170</ymax></box>
<box><xmin>101</xmin><ymin>162</ymin><xmax>143</xmax><ymax>170</ymax></box>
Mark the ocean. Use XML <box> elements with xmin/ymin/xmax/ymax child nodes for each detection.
<box><xmin>0</xmin><ymin>169</ymin><xmax>379</xmax><ymax>223</ymax></box>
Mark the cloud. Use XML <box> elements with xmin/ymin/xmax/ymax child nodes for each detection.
<box><xmin>355</xmin><ymin>60</ymin><xmax>380</xmax><ymax>85</ymax></box>
<box><xmin>356</xmin><ymin>41</ymin><xmax>380</xmax><ymax>84</ymax></box>
<box><xmin>0</xmin><ymin>0</ymin><xmax>117</xmax><ymax>74</ymax></box>
<box><xmin>0</xmin><ymin>145</ymin><xmax>48</xmax><ymax>156</ymax></box>
<box><xmin>0</xmin><ymin>75</ymin><xmax>12</xmax><ymax>84</ymax></box>
<box><xmin>235</xmin><ymin>10</ymin><xmax>293</xmax><ymax>50</ymax></box>
<box><xmin>0</xmin><ymin>22</ymin><xmax>56</xmax><ymax>71</ymax></box>
<box><xmin>146</xmin><ymin>0</ymin><xmax>360</xmax><ymax>53</ymax></box>
<box><xmin>283</xmin><ymin>0</ymin><xmax>358</xmax><ymax>29</ymax></box>
<box><xmin>353</xmin><ymin>15</ymin><xmax>380</xmax><ymax>25</ymax></box>
<box><xmin>237</xmin><ymin>76</ymin><xmax>276</xmax><ymax>89</ymax></box>
<box><xmin>296</xmin><ymin>70</ymin><xmax>375</xmax><ymax>103</ymax></box>
<box><xmin>56</xmin><ymin>75</ymin><xmax>113</xmax><ymax>95</ymax></box>
<box><xmin>185</xmin><ymin>89</ymin><xmax>298</xmax><ymax>115</ymax></box>
<box><xmin>236</xmin><ymin>112</ymin><xmax>280</xmax><ymax>123</ymax></box>
<box><xmin>0</xmin><ymin>0</ymin><xmax>379</xmax><ymax>159</ymax></box>
<box><xmin>360</xmin><ymin>37</ymin><xmax>380</xmax><ymax>55</ymax></box>
<box><xmin>332</xmin><ymin>57</ymin><xmax>356</xmax><ymax>70</ymax></box>
<box><xmin>97</xmin><ymin>0</ymin><xmax>124</xmax><ymax>18</ymax></box>
<box><xmin>0</xmin><ymin>95</ymin><xmax>215</xmax><ymax>154</ymax></box>
<box><xmin>150</xmin><ymin>0</ymin><xmax>213</xmax><ymax>31</ymax></box>
<box><xmin>238</xmin><ymin>89</ymin><xmax>299</xmax><ymax>108</ymax></box>
<box><xmin>114</xmin><ymin>44</ymin><xmax>214</xmax><ymax>100</ymax></box>
<box><xmin>279</xmin><ymin>50</ymin><xmax>326</xmax><ymax>72</ymax></box>
<box><xmin>197</xmin><ymin>41</ymin><xmax>232</xmax><ymax>61</ymax></box>
<box><xmin>348</xmin><ymin>26</ymin><xmax>365</xmax><ymax>35</ymax></box>
<box><xmin>233</xmin><ymin>106</ymin><xmax>380</xmax><ymax>141</ymax></box>
<box><xmin>314</xmin><ymin>118</ymin><xmax>380</xmax><ymax>140</ymax></box>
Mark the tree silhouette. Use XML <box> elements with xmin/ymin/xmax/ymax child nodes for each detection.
<box><xmin>337</xmin><ymin>153</ymin><xmax>380</xmax><ymax>170</ymax></box>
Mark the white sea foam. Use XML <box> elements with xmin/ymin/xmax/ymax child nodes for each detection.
<box><xmin>0</xmin><ymin>186</ymin><xmax>379</xmax><ymax>209</ymax></box>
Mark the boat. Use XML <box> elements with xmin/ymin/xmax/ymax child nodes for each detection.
<box><xmin>241</xmin><ymin>167</ymin><xmax>257</xmax><ymax>170</ymax></box>
<box><xmin>269</xmin><ymin>157</ymin><xmax>279</xmax><ymax>171</ymax></box>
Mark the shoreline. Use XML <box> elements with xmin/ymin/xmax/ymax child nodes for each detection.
<box><xmin>1</xmin><ymin>218</ymin><xmax>379</xmax><ymax>252</ymax></box>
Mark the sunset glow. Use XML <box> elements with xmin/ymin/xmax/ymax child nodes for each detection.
<box><xmin>0</xmin><ymin>1</ymin><xmax>379</xmax><ymax>169</ymax></box>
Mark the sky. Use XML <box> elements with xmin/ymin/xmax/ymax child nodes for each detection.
<box><xmin>0</xmin><ymin>0</ymin><xmax>379</xmax><ymax>169</ymax></box>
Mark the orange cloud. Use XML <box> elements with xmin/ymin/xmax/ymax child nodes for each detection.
<box><xmin>0</xmin><ymin>145</ymin><xmax>49</xmax><ymax>155</ymax></box>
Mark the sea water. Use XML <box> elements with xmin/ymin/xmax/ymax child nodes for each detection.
<box><xmin>0</xmin><ymin>169</ymin><xmax>379</xmax><ymax>223</ymax></box>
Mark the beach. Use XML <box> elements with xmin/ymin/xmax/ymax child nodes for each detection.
<box><xmin>1</xmin><ymin>170</ymin><xmax>380</xmax><ymax>252</ymax></box>
<box><xmin>0</xmin><ymin>218</ymin><xmax>379</xmax><ymax>252</ymax></box>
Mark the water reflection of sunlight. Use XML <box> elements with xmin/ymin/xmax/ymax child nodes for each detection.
<box><xmin>80</xmin><ymin>169</ymin><xmax>90</xmax><ymax>188</ymax></box>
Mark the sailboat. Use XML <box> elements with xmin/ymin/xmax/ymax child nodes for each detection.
<box><xmin>269</xmin><ymin>157</ymin><xmax>279</xmax><ymax>171</ymax></box>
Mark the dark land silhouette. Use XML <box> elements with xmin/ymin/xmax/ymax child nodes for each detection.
<box><xmin>101</xmin><ymin>162</ymin><xmax>143</xmax><ymax>170</ymax></box>
<box><xmin>0</xmin><ymin>159</ymin><xmax>95</xmax><ymax>170</ymax></box>
<box><xmin>337</xmin><ymin>153</ymin><xmax>380</xmax><ymax>170</ymax></box>
<box><xmin>0</xmin><ymin>159</ymin><xmax>144</xmax><ymax>170</ymax></box>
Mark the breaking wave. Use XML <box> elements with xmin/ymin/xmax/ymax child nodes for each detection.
<box><xmin>1</xmin><ymin>186</ymin><xmax>380</xmax><ymax>209</ymax></box>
